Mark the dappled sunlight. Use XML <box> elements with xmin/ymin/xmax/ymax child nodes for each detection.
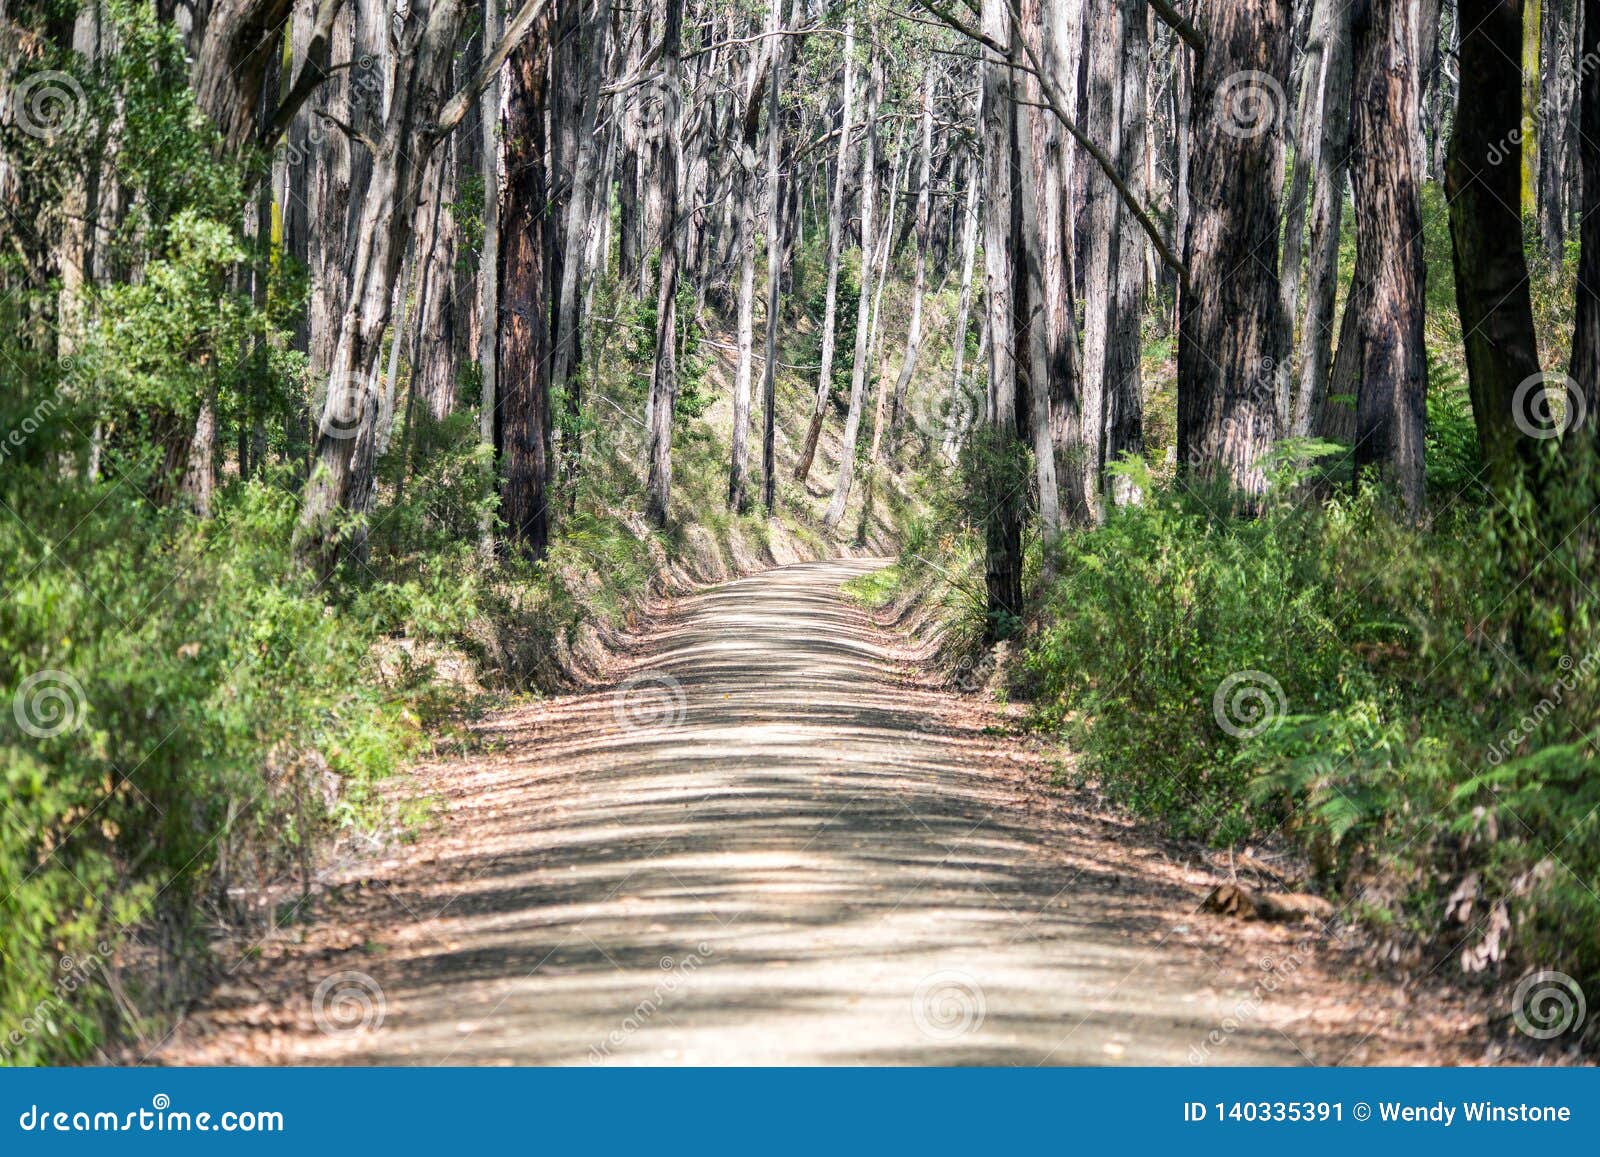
<box><xmin>159</xmin><ymin>561</ymin><xmax>1460</xmax><ymax>1067</ymax></box>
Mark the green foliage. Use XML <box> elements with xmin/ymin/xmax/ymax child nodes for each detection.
<box><xmin>0</xmin><ymin>426</ymin><xmax>443</xmax><ymax>1063</ymax></box>
<box><xmin>1023</xmin><ymin>457</ymin><xmax>1600</xmax><ymax>994</ymax></box>
<box><xmin>1424</xmin><ymin>351</ymin><xmax>1481</xmax><ymax>496</ymax></box>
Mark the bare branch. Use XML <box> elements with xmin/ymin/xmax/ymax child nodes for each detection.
<box><xmin>436</xmin><ymin>0</ymin><xmax>555</xmax><ymax>134</ymax></box>
<box><xmin>1146</xmin><ymin>0</ymin><xmax>1205</xmax><ymax>57</ymax></box>
<box><xmin>914</xmin><ymin>0</ymin><xmax>1188</xmax><ymax>284</ymax></box>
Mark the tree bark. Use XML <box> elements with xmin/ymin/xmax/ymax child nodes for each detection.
<box><xmin>728</xmin><ymin>27</ymin><xmax>766</xmax><ymax>512</ymax></box>
<box><xmin>643</xmin><ymin>0</ymin><xmax>684</xmax><ymax>526</ymax></box>
<box><xmin>497</xmin><ymin>14</ymin><xmax>555</xmax><ymax>560</ymax></box>
<box><xmin>1076</xmin><ymin>0</ymin><xmax>1123</xmax><ymax>518</ymax></box>
<box><xmin>889</xmin><ymin>65</ymin><xmax>936</xmax><ymax>458</ymax></box>
<box><xmin>1104</xmin><ymin>0</ymin><xmax>1148</xmax><ymax>504</ymax></box>
<box><xmin>294</xmin><ymin>0</ymin><xmax>484</xmax><ymax>571</ymax></box>
<box><xmin>1176</xmin><ymin>0</ymin><xmax>1293</xmax><ymax>501</ymax></box>
<box><xmin>822</xmin><ymin>49</ymin><xmax>881</xmax><ymax>530</ymax></box>
<box><xmin>944</xmin><ymin>137</ymin><xmax>982</xmax><ymax>461</ymax></box>
<box><xmin>550</xmin><ymin>0</ymin><xmax>606</xmax><ymax>479</ymax></box>
<box><xmin>1015</xmin><ymin>3</ymin><xmax>1060</xmax><ymax>547</ymax></box>
<box><xmin>979</xmin><ymin>0</ymin><xmax>1023</xmax><ymax>638</ymax></box>
<box><xmin>1447</xmin><ymin>0</ymin><xmax>1544</xmax><ymax>485</ymax></box>
<box><xmin>794</xmin><ymin>17</ymin><xmax>856</xmax><ymax>483</ymax></box>
<box><xmin>1569</xmin><ymin>0</ymin><xmax>1600</xmax><ymax>428</ymax></box>
<box><xmin>1350</xmin><ymin>0</ymin><xmax>1429</xmax><ymax>514</ymax></box>
<box><xmin>1293</xmin><ymin>0</ymin><xmax>1355</xmax><ymax>435</ymax></box>
<box><xmin>477</xmin><ymin>0</ymin><xmax>503</xmax><ymax>553</ymax></box>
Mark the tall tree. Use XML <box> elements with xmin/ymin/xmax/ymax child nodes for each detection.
<box><xmin>1350</xmin><ymin>0</ymin><xmax>1428</xmax><ymax>513</ymax></box>
<box><xmin>1447</xmin><ymin>0</ymin><xmax>1544</xmax><ymax>485</ymax></box>
<box><xmin>1292</xmin><ymin>0</ymin><xmax>1355</xmax><ymax>436</ymax></box>
<box><xmin>888</xmin><ymin>64</ymin><xmax>936</xmax><ymax>458</ymax></box>
<box><xmin>1569</xmin><ymin>0</ymin><xmax>1600</xmax><ymax>427</ymax></box>
<box><xmin>1175</xmin><ymin>0</ymin><xmax>1293</xmax><ymax>501</ymax></box>
<box><xmin>978</xmin><ymin>0</ymin><xmax>1024</xmax><ymax>636</ymax></box>
<box><xmin>728</xmin><ymin>22</ymin><xmax>769</xmax><ymax>512</ymax></box>
<box><xmin>794</xmin><ymin>17</ymin><xmax>857</xmax><ymax>483</ymax></box>
<box><xmin>1103</xmin><ymin>0</ymin><xmax>1148</xmax><ymax>504</ymax></box>
<box><xmin>822</xmin><ymin>47</ymin><xmax>881</xmax><ymax>530</ymax></box>
<box><xmin>496</xmin><ymin>5</ymin><xmax>557</xmax><ymax>559</ymax></box>
<box><xmin>643</xmin><ymin>0</ymin><xmax>685</xmax><ymax>526</ymax></box>
<box><xmin>760</xmin><ymin>0</ymin><xmax>800</xmax><ymax>513</ymax></box>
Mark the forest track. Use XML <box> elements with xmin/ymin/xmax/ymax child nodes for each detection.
<box><xmin>155</xmin><ymin>559</ymin><xmax>1486</xmax><ymax>1065</ymax></box>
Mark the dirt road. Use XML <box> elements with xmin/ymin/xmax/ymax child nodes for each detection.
<box><xmin>157</xmin><ymin>559</ymin><xmax>1484</xmax><ymax>1065</ymax></box>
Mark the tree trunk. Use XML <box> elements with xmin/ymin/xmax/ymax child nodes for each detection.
<box><xmin>497</xmin><ymin>17</ymin><xmax>555</xmax><ymax>560</ymax></box>
<box><xmin>1293</xmin><ymin>0</ymin><xmax>1355</xmax><ymax>435</ymax></box>
<box><xmin>1043</xmin><ymin>0</ymin><xmax>1089</xmax><ymax>523</ymax></box>
<box><xmin>794</xmin><ymin>18</ymin><xmax>856</xmax><ymax>483</ymax></box>
<box><xmin>759</xmin><ymin>0</ymin><xmax>798</xmax><ymax>513</ymax></box>
<box><xmin>477</xmin><ymin>0</ymin><xmax>503</xmax><ymax>554</ymax></box>
<box><xmin>979</xmin><ymin>0</ymin><xmax>1024</xmax><ymax>638</ymax></box>
<box><xmin>1176</xmin><ymin>0</ymin><xmax>1293</xmax><ymax>501</ymax></box>
<box><xmin>1076</xmin><ymin>0</ymin><xmax>1123</xmax><ymax>518</ymax></box>
<box><xmin>944</xmin><ymin>138</ymin><xmax>982</xmax><ymax>460</ymax></box>
<box><xmin>643</xmin><ymin>0</ymin><xmax>684</xmax><ymax>526</ymax></box>
<box><xmin>294</xmin><ymin>0</ymin><xmax>480</xmax><ymax>572</ymax></box>
<box><xmin>727</xmin><ymin>31</ymin><xmax>766</xmax><ymax>512</ymax></box>
<box><xmin>1569</xmin><ymin>0</ymin><xmax>1600</xmax><ymax>427</ymax></box>
<box><xmin>190</xmin><ymin>0</ymin><xmax>294</xmax><ymax>154</ymax></box>
<box><xmin>1538</xmin><ymin>0</ymin><xmax>1574</xmax><ymax>264</ymax></box>
<box><xmin>889</xmin><ymin>66</ymin><xmax>936</xmax><ymax>459</ymax></box>
<box><xmin>1350</xmin><ymin>0</ymin><xmax>1429</xmax><ymax>514</ymax></box>
<box><xmin>822</xmin><ymin>49</ymin><xmax>881</xmax><ymax>530</ymax></box>
<box><xmin>1447</xmin><ymin>0</ymin><xmax>1545</xmax><ymax>485</ymax></box>
<box><xmin>550</xmin><ymin>0</ymin><xmax>606</xmax><ymax>478</ymax></box>
<box><xmin>1015</xmin><ymin>3</ymin><xmax>1060</xmax><ymax>548</ymax></box>
<box><xmin>1104</xmin><ymin>0</ymin><xmax>1148</xmax><ymax>503</ymax></box>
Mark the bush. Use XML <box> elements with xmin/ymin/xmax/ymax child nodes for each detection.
<box><xmin>1023</xmin><ymin>453</ymin><xmax>1600</xmax><ymax>1007</ymax></box>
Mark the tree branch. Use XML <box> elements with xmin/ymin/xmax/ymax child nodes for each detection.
<box><xmin>1146</xmin><ymin>0</ymin><xmax>1205</xmax><ymax>57</ymax></box>
<box><xmin>436</xmin><ymin>0</ymin><xmax>554</xmax><ymax>134</ymax></box>
<box><xmin>259</xmin><ymin>0</ymin><xmax>345</xmax><ymax>150</ymax></box>
<box><xmin>915</xmin><ymin>0</ymin><xmax>1188</xmax><ymax>284</ymax></box>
